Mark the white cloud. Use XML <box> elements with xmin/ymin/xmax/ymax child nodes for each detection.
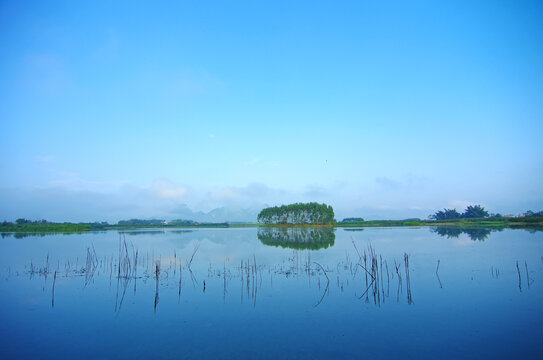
<box><xmin>449</xmin><ymin>200</ymin><xmax>476</xmax><ymax>210</ymax></box>
<box><xmin>210</xmin><ymin>187</ymin><xmax>238</xmax><ymax>200</ymax></box>
<box><xmin>152</xmin><ymin>179</ymin><xmax>188</xmax><ymax>199</ymax></box>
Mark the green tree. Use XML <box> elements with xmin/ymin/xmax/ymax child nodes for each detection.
<box><xmin>462</xmin><ymin>205</ymin><xmax>489</xmax><ymax>219</ymax></box>
<box><xmin>257</xmin><ymin>202</ymin><xmax>334</xmax><ymax>225</ymax></box>
<box><xmin>430</xmin><ymin>208</ymin><xmax>461</xmax><ymax>220</ymax></box>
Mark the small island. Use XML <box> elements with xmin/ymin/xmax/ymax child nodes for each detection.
<box><xmin>257</xmin><ymin>202</ymin><xmax>335</xmax><ymax>226</ymax></box>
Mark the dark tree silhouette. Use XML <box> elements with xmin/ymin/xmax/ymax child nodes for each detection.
<box><xmin>462</xmin><ymin>205</ymin><xmax>489</xmax><ymax>219</ymax></box>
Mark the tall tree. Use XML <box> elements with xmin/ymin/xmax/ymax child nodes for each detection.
<box><xmin>462</xmin><ymin>205</ymin><xmax>489</xmax><ymax>219</ymax></box>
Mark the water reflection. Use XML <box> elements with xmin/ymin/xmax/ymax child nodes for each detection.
<box><xmin>119</xmin><ymin>229</ymin><xmax>193</xmax><ymax>236</ymax></box>
<box><xmin>17</xmin><ymin>236</ymin><xmax>423</xmax><ymax>313</ymax></box>
<box><xmin>258</xmin><ymin>227</ymin><xmax>336</xmax><ymax>250</ymax></box>
<box><xmin>2</xmin><ymin>229</ymin><xmax>542</xmax><ymax>360</ymax></box>
<box><xmin>1</xmin><ymin>231</ymin><xmax>96</xmax><ymax>239</ymax></box>
<box><xmin>431</xmin><ymin>226</ymin><xmax>502</xmax><ymax>241</ymax></box>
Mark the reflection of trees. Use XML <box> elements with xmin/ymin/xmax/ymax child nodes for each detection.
<box><xmin>119</xmin><ymin>230</ymin><xmax>193</xmax><ymax>236</ymax></box>
<box><xmin>463</xmin><ymin>228</ymin><xmax>494</xmax><ymax>241</ymax></box>
<box><xmin>258</xmin><ymin>227</ymin><xmax>335</xmax><ymax>250</ymax></box>
<box><xmin>2</xmin><ymin>232</ymin><xmax>91</xmax><ymax>239</ymax></box>
<box><xmin>431</xmin><ymin>227</ymin><xmax>501</xmax><ymax>241</ymax></box>
<box><xmin>119</xmin><ymin>230</ymin><xmax>167</xmax><ymax>236</ymax></box>
<box><xmin>432</xmin><ymin>227</ymin><xmax>463</xmax><ymax>238</ymax></box>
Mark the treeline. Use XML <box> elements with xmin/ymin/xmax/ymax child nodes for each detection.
<box><xmin>341</xmin><ymin>217</ymin><xmax>364</xmax><ymax>223</ymax></box>
<box><xmin>3</xmin><ymin>218</ymin><xmax>108</xmax><ymax>226</ymax></box>
<box><xmin>116</xmin><ymin>218</ymin><xmax>226</xmax><ymax>227</ymax></box>
<box><xmin>169</xmin><ymin>219</ymin><xmax>196</xmax><ymax>226</ymax></box>
<box><xmin>0</xmin><ymin>219</ymin><xmax>105</xmax><ymax>232</ymax></box>
<box><xmin>430</xmin><ymin>206</ymin><xmax>543</xmax><ymax>221</ymax></box>
<box><xmin>257</xmin><ymin>202</ymin><xmax>335</xmax><ymax>225</ymax></box>
<box><xmin>524</xmin><ymin>210</ymin><xmax>543</xmax><ymax>217</ymax></box>
<box><xmin>430</xmin><ymin>205</ymin><xmax>489</xmax><ymax>220</ymax></box>
<box><xmin>117</xmin><ymin>219</ymin><xmax>164</xmax><ymax>226</ymax></box>
<box><xmin>0</xmin><ymin>218</ymin><xmax>228</xmax><ymax>232</ymax></box>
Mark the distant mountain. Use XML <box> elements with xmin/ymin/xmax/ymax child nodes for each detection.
<box><xmin>169</xmin><ymin>204</ymin><xmax>259</xmax><ymax>223</ymax></box>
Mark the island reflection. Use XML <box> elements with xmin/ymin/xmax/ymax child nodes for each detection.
<box><xmin>258</xmin><ymin>227</ymin><xmax>335</xmax><ymax>250</ymax></box>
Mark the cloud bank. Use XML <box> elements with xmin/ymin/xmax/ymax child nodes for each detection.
<box><xmin>1</xmin><ymin>173</ymin><xmax>539</xmax><ymax>223</ymax></box>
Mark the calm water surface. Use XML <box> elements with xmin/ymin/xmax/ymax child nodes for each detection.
<box><xmin>0</xmin><ymin>227</ymin><xmax>542</xmax><ymax>359</ymax></box>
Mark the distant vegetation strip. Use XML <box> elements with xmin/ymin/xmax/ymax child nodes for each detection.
<box><xmin>0</xmin><ymin>218</ymin><xmax>232</xmax><ymax>233</ymax></box>
<box><xmin>336</xmin><ymin>217</ymin><xmax>543</xmax><ymax>229</ymax></box>
<box><xmin>1</xmin><ymin>207</ymin><xmax>542</xmax><ymax>234</ymax></box>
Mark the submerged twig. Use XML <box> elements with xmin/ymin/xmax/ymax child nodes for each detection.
<box><xmin>313</xmin><ymin>262</ymin><xmax>329</xmax><ymax>307</ymax></box>
<box><xmin>436</xmin><ymin>260</ymin><xmax>442</xmax><ymax>288</ymax></box>
<box><xmin>516</xmin><ymin>261</ymin><xmax>522</xmax><ymax>292</ymax></box>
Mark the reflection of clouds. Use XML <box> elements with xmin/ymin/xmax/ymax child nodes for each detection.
<box><xmin>453</xmin><ymin>238</ymin><xmax>473</xmax><ymax>247</ymax></box>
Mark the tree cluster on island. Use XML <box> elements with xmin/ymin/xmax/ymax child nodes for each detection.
<box><xmin>257</xmin><ymin>202</ymin><xmax>335</xmax><ymax>225</ymax></box>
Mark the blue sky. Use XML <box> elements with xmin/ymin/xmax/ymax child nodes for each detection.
<box><xmin>1</xmin><ymin>0</ymin><xmax>542</xmax><ymax>222</ymax></box>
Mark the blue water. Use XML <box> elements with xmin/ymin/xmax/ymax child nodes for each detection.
<box><xmin>0</xmin><ymin>227</ymin><xmax>542</xmax><ymax>359</ymax></box>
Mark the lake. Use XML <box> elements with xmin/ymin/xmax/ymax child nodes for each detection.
<box><xmin>0</xmin><ymin>227</ymin><xmax>542</xmax><ymax>359</ymax></box>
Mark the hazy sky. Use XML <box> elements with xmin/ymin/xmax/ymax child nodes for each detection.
<box><xmin>1</xmin><ymin>1</ymin><xmax>542</xmax><ymax>222</ymax></box>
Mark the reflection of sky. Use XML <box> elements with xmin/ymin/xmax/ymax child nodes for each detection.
<box><xmin>0</xmin><ymin>228</ymin><xmax>542</xmax><ymax>359</ymax></box>
<box><xmin>1</xmin><ymin>227</ymin><xmax>542</xmax><ymax>278</ymax></box>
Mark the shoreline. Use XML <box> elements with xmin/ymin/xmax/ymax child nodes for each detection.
<box><xmin>1</xmin><ymin>217</ymin><xmax>542</xmax><ymax>234</ymax></box>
